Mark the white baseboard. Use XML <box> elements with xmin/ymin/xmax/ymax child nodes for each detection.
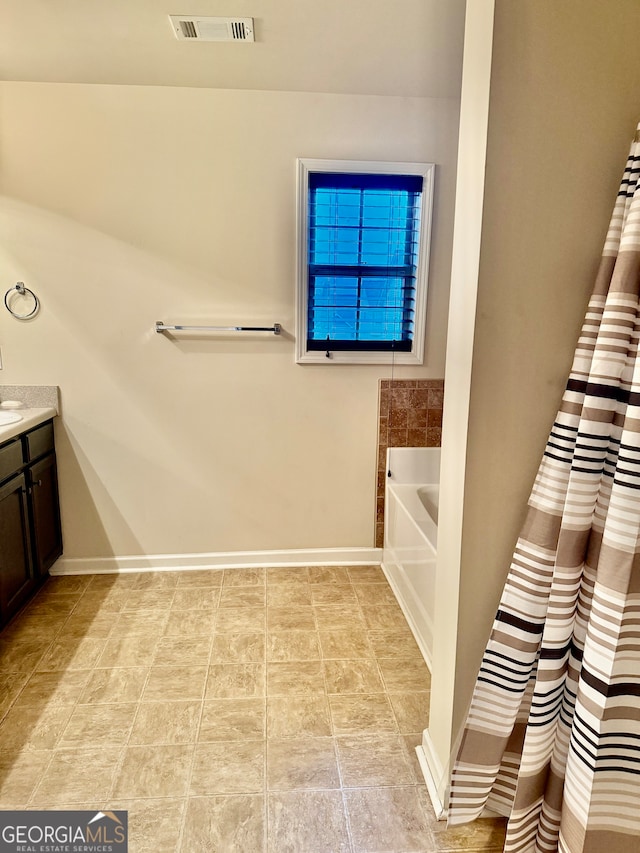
<box><xmin>50</xmin><ymin>546</ymin><xmax>383</xmax><ymax>576</ymax></box>
<box><xmin>418</xmin><ymin>730</ymin><xmax>448</xmax><ymax>820</ymax></box>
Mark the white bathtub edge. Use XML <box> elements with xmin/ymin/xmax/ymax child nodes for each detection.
<box><xmin>386</xmin><ymin>482</ymin><xmax>438</xmax><ymax>550</ymax></box>
<box><xmin>386</xmin><ymin>446</ymin><xmax>441</xmax><ymax>485</ymax></box>
<box><xmin>381</xmin><ymin>557</ymin><xmax>434</xmax><ymax>672</ymax></box>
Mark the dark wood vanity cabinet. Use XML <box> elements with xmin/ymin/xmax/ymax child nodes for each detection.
<box><xmin>0</xmin><ymin>420</ymin><xmax>62</xmax><ymax>627</ymax></box>
<box><xmin>0</xmin><ymin>471</ymin><xmax>34</xmax><ymax>623</ymax></box>
<box><xmin>27</xmin><ymin>450</ymin><xmax>63</xmax><ymax>579</ymax></box>
<box><xmin>24</xmin><ymin>422</ymin><xmax>63</xmax><ymax>579</ymax></box>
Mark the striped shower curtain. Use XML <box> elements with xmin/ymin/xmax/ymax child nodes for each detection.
<box><xmin>448</xmin><ymin>129</ymin><xmax>640</xmax><ymax>852</ymax></box>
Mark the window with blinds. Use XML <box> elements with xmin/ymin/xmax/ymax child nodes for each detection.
<box><xmin>296</xmin><ymin>160</ymin><xmax>434</xmax><ymax>365</ymax></box>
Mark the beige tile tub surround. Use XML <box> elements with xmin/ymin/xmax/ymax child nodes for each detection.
<box><xmin>0</xmin><ymin>566</ymin><xmax>505</xmax><ymax>852</ymax></box>
<box><xmin>376</xmin><ymin>378</ymin><xmax>444</xmax><ymax>547</ymax></box>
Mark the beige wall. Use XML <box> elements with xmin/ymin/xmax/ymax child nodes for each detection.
<box><xmin>0</xmin><ymin>82</ymin><xmax>459</xmax><ymax>559</ymax></box>
<box><xmin>435</xmin><ymin>0</ymin><xmax>640</xmax><ymax>777</ymax></box>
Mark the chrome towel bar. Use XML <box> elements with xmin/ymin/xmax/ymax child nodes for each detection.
<box><xmin>156</xmin><ymin>321</ymin><xmax>281</xmax><ymax>335</ymax></box>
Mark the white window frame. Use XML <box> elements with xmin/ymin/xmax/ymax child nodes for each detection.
<box><xmin>295</xmin><ymin>158</ymin><xmax>435</xmax><ymax>365</ymax></box>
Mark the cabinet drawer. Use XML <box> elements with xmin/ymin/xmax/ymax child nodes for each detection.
<box><xmin>0</xmin><ymin>439</ymin><xmax>23</xmax><ymax>483</ymax></box>
<box><xmin>24</xmin><ymin>421</ymin><xmax>55</xmax><ymax>462</ymax></box>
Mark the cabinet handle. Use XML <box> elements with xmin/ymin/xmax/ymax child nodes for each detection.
<box><xmin>34</xmin><ymin>480</ymin><xmax>42</xmax><ymax>487</ymax></box>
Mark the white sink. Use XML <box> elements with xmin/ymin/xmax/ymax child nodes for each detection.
<box><xmin>0</xmin><ymin>411</ymin><xmax>23</xmax><ymax>426</ymax></box>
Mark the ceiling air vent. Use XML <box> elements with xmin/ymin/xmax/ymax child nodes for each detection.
<box><xmin>169</xmin><ymin>15</ymin><xmax>255</xmax><ymax>42</ymax></box>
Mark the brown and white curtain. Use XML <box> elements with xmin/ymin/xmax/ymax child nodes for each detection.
<box><xmin>448</xmin><ymin>128</ymin><xmax>640</xmax><ymax>852</ymax></box>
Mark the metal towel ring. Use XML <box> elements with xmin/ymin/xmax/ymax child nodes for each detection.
<box><xmin>4</xmin><ymin>282</ymin><xmax>40</xmax><ymax>320</ymax></box>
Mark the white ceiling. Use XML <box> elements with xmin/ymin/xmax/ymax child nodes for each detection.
<box><xmin>1</xmin><ymin>0</ymin><xmax>466</xmax><ymax>98</ymax></box>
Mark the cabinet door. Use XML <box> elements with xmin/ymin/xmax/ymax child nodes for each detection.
<box><xmin>0</xmin><ymin>473</ymin><xmax>34</xmax><ymax>624</ymax></box>
<box><xmin>28</xmin><ymin>452</ymin><xmax>63</xmax><ymax>578</ymax></box>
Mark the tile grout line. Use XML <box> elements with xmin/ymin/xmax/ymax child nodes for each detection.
<box><xmin>255</xmin><ymin>570</ymin><xmax>271</xmax><ymax>851</ymax></box>
<box><xmin>105</xmin><ymin>579</ymin><xmax>173</xmax><ymax>812</ymax></box>
<box><xmin>170</xmin><ymin>571</ymin><xmax>224</xmax><ymax>853</ymax></box>
<box><xmin>23</xmin><ymin>580</ymin><xmax>98</xmax><ymax>810</ymax></box>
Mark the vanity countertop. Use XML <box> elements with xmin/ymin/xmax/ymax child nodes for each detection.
<box><xmin>0</xmin><ymin>407</ymin><xmax>58</xmax><ymax>444</ymax></box>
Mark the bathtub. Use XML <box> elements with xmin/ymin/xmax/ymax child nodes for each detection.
<box><xmin>382</xmin><ymin>447</ymin><xmax>440</xmax><ymax>669</ymax></box>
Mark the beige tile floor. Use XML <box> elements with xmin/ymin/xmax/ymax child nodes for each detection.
<box><xmin>0</xmin><ymin>565</ymin><xmax>506</xmax><ymax>852</ymax></box>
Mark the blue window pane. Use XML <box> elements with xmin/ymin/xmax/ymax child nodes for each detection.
<box><xmin>307</xmin><ymin>174</ymin><xmax>422</xmax><ymax>347</ymax></box>
<box><xmin>332</xmin><ymin>310</ymin><xmax>358</xmax><ymax>339</ymax></box>
<box><xmin>360</xmin><ymin>277</ymin><xmax>404</xmax><ymax>307</ymax></box>
<box><xmin>311</xmin><ymin>307</ymin><xmax>358</xmax><ymax>340</ymax></box>
<box><xmin>359</xmin><ymin>308</ymin><xmax>392</xmax><ymax>339</ymax></box>
<box><xmin>362</xmin><ymin>190</ymin><xmax>409</xmax><ymax>231</ymax></box>
<box><xmin>313</xmin><ymin>189</ymin><xmax>361</xmax><ymax>227</ymax></box>
<box><xmin>311</xmin><ymin>228</ymin><xmax>360</xmax><ymax>265</ymax></box>
<box><xmin>312</xmin><ymin>277</ymin><xmax>359</xmax><ymax>307</ymax></box>
<box><xmin>360</xmin><ymin>228</ymin><xmax>408</xmax><ymax>265</ymax></box>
